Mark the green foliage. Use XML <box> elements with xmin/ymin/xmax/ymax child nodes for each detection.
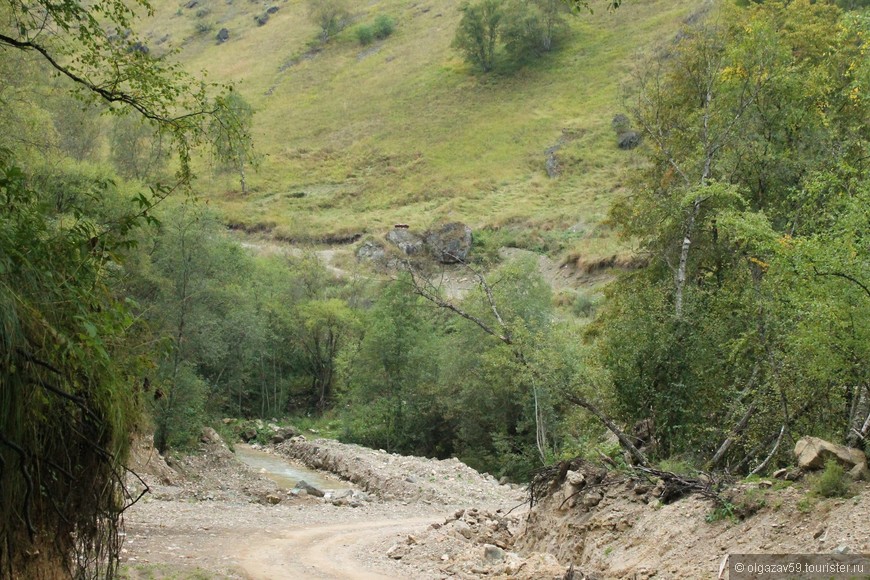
<box><xmin>599</xmin><ymin>0</ymin><xmax>870</xmax><ymax>466</ymax></box>
<box><xmin>209</xmin><ymin>91</ymin><xmax>259</xmax><ymax>194</ymax></box>
<box><xmin>502</xmin><ymin>0</ymin><xmax>570</xmax><ymax>60</ymax></box>
<box><xmin>110</xmin><ymin>113</ymin><xmax>169</xmax><ymax>181</ymax></box>
<box><xmin>357</xmin><ymin>14</ymin><xmax>396</xmax><ymax>44</ymax></box>
<box><xmin>373</xmin><ymin>15</ymin><xmax>396</xmax><ymax>39</ymax></box>
<box><xmin>356</xmin><ymin>24</ymin><xmax>375</xmax><ymax>45</ymax></box>
<box><xmin>452</xmin><ymin>0</ymin><xmax>504</xmax><ymax>72</ymax></box>
<box><xmin>811</xmin><ymin>460</ymin><xmax>853</xmax><ymax>498</ymax></box>
<box><xmin>307</xmin><ymin>0</ymin><xmax>351</xmax><ymax>42</ymax></box>
<box><xmin>0</xmin><ymin>156</ymin><xmax>144</xmax><ymax>577</ymax></box>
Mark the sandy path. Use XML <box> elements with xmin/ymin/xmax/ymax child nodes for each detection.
<box><xmin>238</xmin><ymin>517</ymin><xmax>439</xmax><ymax>580</ymax></box>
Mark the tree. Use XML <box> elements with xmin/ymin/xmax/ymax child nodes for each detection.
<box><xmin>601</xmin><ymin>0</ymin><xmax>870</xmax><ymax>467</ymax></box>
<box><xmin>452</xmin><ymin>0</ymin><xmax>505</xmax><ymax>73</ymax></box>
<box><xmin>0</xmin><ymin>155</ymin><xmax>144</xmax><ymax>578</ymax></box>
<box><xmin>502</xmin><ymin>0</ymin><xmax>569</xmax><ymax>61</ymax></box>
<box><xmin>110</xmin><ymin>112</ymin><xmax>169</xmax><ymax>180</ymax></box>
<box><xmin>307</xmin><ymin>0</ymin><xmax>351</xmax><ymax>43</ymax></box>
<box><xmin>209</xmin><ymin>92</ymin><xmax>258</xmax><ymax>194</ymax></box>
<box><xmin>0</xmin><ymin>0</ymin><xmax>249</xmax><ymax>572</ymax></box>
<box><xmin>296</xmin><ymin>298</ymin><xmax>358</xmax><ymax>412</ymax></box>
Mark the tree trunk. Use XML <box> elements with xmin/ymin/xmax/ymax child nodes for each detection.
<box><xmin>565</xmin><ymin>394</ymin><xmax>649</xmax><ymax>466</ymax></box>
<box><xmin>675</xmin><ymin>198</ymin><xmax>702</xmax><ymax>318</ymax></box>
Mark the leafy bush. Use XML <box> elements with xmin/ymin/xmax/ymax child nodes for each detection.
<box><xmin>373</xmin><ymin>14</ymin><xmax>395</xmax><ymax>39</ymax></box>
<box><xmin>355</xmin><ymin>24</ymin><xmax>374</xmax><ymax>45</ymax></box>
<box><xmin>812</xmin><ymin>460</ymin><xmax>852</xmax><ymax>498</ymax></box>
<box><xmin>573</xmin><ymin>292</ymin><xmax>597</xmax><ymax>318</ymax></box>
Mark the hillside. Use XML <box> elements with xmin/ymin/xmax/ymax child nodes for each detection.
<box><xmin>138</xmin><ymin>0</ymin><xmax>700</xmax><ymax>262</ymax></box>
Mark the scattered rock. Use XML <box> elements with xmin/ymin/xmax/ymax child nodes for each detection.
<box><xmin>794</xmin><ymin>436</ymin><xmax>868</xmax><ymax>471</ymax></box>
<box><xmin>266</xmin><ymin>5</ymin><xmax>278</xmax><ymax>13</ymax></box>
<box><xmin>265</xmin><ymin>493</ymin><xmax>282</xmax><ymax>505</ymax></box>
<box><xmin>254</xmin><ymin>13</ymin><xmax>269</xmax><ymax>26</ymax></box>
<box><xmin>216</xmin><ymin>28</ymin><xmax>229</xmax><ymax>43</ymax></box>
<box><xmin>294</xmin><ymin>480</ymin><xmax>325</xmax><ymax>498</ymax></box>
<box><xmin>483</xmin><ymin>544</ymin><xmax>505</xmax><ymax>562</ymax></box>
<box><xmin>424</xmin><ymin>222</ymin><xmax>473</xmax><ymax>264</ymax></box>
<box><xmin>612</xmin><ymin>113</ymin><xmax>641</xmax><ymax>150</ymax></box>
<box><xmin>385</xmin><ymin>227</ymin><xmax>424</xmax><ymax>256</ymax></box>
<box><xmin>454</xmin><ymin>520</ymin><xmax>473</xmax><ymax>540</ymax></box>
<box><xmin>773</xmin><ymin>468</ymin><xmax>788</xmax><ymax>479</ymax></box>
<box><xmin>617</xmin><ymin>130</ymin><xmax>641</xmax><ymax>150</ymax></box>
<box><xmin>611</xmin><ymin>113</ymin><xmax>631</xmax><ymax>133</ymax></box>
<box><xmin>200</xmin><ymin>427</ymin><xmax>222</xmax><ymax>445</ymax></box>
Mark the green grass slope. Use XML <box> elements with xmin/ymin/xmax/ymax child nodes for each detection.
<box><xmin>140</xmin><ymin>0</ymin><xmax>700</xmax><ymax>262</ymax></box>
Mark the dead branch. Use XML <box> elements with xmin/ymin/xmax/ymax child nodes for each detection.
<box><xmin>749</xmin><ymin>424</ymin><xmax>785</xmax><ymax>476</ymax></box>
<box><xmin>402</xmin><ymin>259</ymin><xmax>512</xmax><ymax>344</ymax></box>
<box><xmin>565</xmin><ymin>394</ymin><xmax>649</xmax><ymax>466</ymax></box>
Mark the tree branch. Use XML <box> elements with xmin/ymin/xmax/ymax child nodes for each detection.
<box><xmin>402</xmin><ymin>260</ymin><xmax>512</xmax><ymax>345</ymax></box>
<box><xmin>813</xmin><ymin>268</ymin><xmax>870</xmax><ymax>300</ymax></box>
<box><xmin>565</xmin><ymin>394</ymin><xmax>649</xmax><ymax>466</ymax></box>
<box><xmin>0</xmin><ymin>34</ymin><xmax>214</xmax><ymax>126</ymax></box>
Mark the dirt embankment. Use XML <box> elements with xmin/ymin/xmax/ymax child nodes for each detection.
<box><xmin>274</xmin><ymin>436</ymin><xmax>524</xmax><ymax>506</ymax></box>
<box><xmin>515</xmin><ymin>461</ymin><xmax>870</xmax><ymax>579</ymax></box>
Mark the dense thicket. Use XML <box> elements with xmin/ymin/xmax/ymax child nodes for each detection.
<box><xmin>601</xmin><ymin>0</ymin><xmax>870</xmax><ymax>469</ymax></box>
<box><xmin>0</xmin><ymin>0</ymin><xmax>248</xmax><ymax>572</ymax></box>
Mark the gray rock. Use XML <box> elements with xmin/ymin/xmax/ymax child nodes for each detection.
<box><xmin>453</xmin><ymin>520</ymin><xmax>473</xmax><ymax>539</ymax></box>
<box><xmin>611</xmin><ymin>113</ymin><xmax>631</xmax><ymax>133</ymax></box>
<box><xmin>566</xmin><ymin>470</ymin><xmax>586</xmax><ymax>488</ymax></box>
<box><xmin>266</xmin><ymin>5</ymin><xmax>278</xmax><ymax>13</ymax></box>
<box><xmin>269</xmin><ymin>425</ymin><xmax>300</xmax><ymax>444</ymax></box>
<box><xmin>849</xmin><ymin>462</ymin><xmax>870</xmax><ymax>481</ymax></box>
<box><xmin>216</xmin><ymin>28</ymin><xmax>229</xmax><ymax>43</ymax></box>
<box><xmin>356</xmin><ymin>239</ymin><xmax>387</xmax><ymax>264</ymax></box>
<box><xmin>295</xmin><ymin>480</ymin><xmax>325</xmax><ymax>497</ymax></box>
<box><xmin>351</xmin><ymin>490</ymin><xmax>371</xmax><ymax>502</ymax></box>
<box><xmin>386</xmin><ymin>228</ymin><xmax>424</xmax><ymax>256</ymax></box>
<box><xmin>483</xmin><ymin>544</ymin><xmax>505</xmax><ymax>562</ymax></box>
<box><xmin>240</xmin><ymin>428</ymin><xmax>257</xmax><ymax>442</ymax></box>
<box><xmin>617</xmin><ymin>130</ymin><xmax>641</xmax><ymax>150</ymax></box>
<box><xmin>254</xmin><ymin>13</ymin><xmax>269</xmax><ymax>26</ymax></box>
<box><xmin>424</xmin><ymin>222</ymin><xmax>473</xmax><ymax>263</ymax></box>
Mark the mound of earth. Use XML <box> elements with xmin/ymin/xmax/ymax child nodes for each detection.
<box><xmin>275</xmin><ymin>436</ymin><xmax>525</xmax><ymax>506</ymax></box>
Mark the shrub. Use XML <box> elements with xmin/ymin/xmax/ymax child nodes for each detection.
<box><xmin>373</xmin><ymin>14</ymin><xmax>395</xmax><ymax>39</ymax></box>
<box><xmin>812</xmin><ymin>460</ymin><xmax>852</xmax><ymax>498</ymax></box>
<box><xmin>573</xmin><ymin>292</ymin><xmax>597</xmax><ymax>318</ymax></box>
<box><xmin>356</xmin><ymin>24</ymin><xmax>374</xmax><ymax>45</ymax></box>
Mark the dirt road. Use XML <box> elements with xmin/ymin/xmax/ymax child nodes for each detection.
<box><xmin>237</xmin><ymin>517</ymin><xmax>440</xmax><ymax>580</ymax></box>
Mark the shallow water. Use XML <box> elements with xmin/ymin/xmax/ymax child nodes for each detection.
<box><xmin>234</xmin><ymin>444</ymin><xmax>352</xmax><ymax>491</ymax></box>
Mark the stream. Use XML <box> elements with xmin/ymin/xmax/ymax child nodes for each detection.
<box><xmin>234</xmin><ymin>443</ymin><xmax>352</xmax><ymax>491</ymax></box>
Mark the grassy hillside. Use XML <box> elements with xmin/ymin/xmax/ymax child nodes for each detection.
<box><xmin>139</xmin><ymin>0</ymin><xmax>700</xmax><ymax>262</ymax></box>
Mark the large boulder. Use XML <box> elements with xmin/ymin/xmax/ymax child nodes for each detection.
<box><xmin>424</xmin><ymin>222</ymin><xmax>473</xmax><ymax>263</ymax></box>
<box><xmin>385</xmin><ymin>227</ymin><xmax>425</xmax><ymax>256</ymax></box>
<box><xmin>794</xmin><ymin>436</ymin><xmax>867</xmax><ymax>471</ymax></box>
